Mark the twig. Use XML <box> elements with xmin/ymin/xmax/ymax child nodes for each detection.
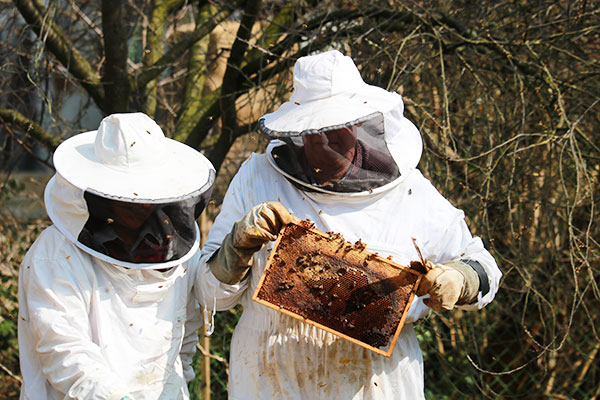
<box><xmin>411</xmin><ymin>237</ymin><xmax>426</xmax><ymax>265</ymax></box>
<box><xmin>411</xmin><ymin>237</ymin><xmax>431</xmax><ymax>273</ymax></box>
<box><xmin>0</xmin><ymin>360</ymin><xmax>22</xmax><ymax>384</ymax></box>
<box><xmin>69</xmin><ymin>0</ymin><xmax>102</xmax><ymax>37</ymax></box>
<box><xmin>196</xmin><ymin>343</ymin><xmax>228</xmax><ymax>364</ymax></box>
<box><xmin>466</xmin><ymin>352</ymin><xmax>544</xmax><ymax>377</ymax></box>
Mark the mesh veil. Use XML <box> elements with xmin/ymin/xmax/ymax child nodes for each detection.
<box><xmin>260</xmin><ymin>112</ymin><xmax>399</xmax><ymax>193</ymax></box>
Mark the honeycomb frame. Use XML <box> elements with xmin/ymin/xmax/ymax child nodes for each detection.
<box><xmin>252</xmin><ymin>220</ymin><xmax>423</xmax><ymax>357</ymax></box>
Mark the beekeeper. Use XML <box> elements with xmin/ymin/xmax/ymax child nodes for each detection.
<box><xmin>197</xmin><ymin>50</ymin><xmax>502</xmax><ymax>399</ymax></box>
<box><xmin>18</xmin><ymin>113</ymin><xmax>215</xmax><ymax>399</ymax></box>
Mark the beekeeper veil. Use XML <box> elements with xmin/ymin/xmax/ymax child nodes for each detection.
<box><xmin>259</xmin><ymin>50</ymin><xmax>422</xmax><ymax>195</ymax></box>
<box><xmin>45</xmin><ymin>113</ymin><xmax>215</xmax><ymax>269</ymax></box>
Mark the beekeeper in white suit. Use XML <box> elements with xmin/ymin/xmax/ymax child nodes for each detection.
<box><xmin>18</xmin><ymin>113</ymin><xmax>215</xmax><ymax>399</ymax></box>
<box><xmin>197</xmin><ymin>50</ymin><xmax>502</xmax><ymax>399</ymax></box>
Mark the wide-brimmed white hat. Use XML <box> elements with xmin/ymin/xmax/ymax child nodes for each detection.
<box><xmin>53</xmin><ymin>112</ymin><xmax>214</xmax><ymax>201</ymax></box>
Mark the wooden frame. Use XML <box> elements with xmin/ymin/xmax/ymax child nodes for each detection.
<box><xmin>252</xmin><ymin>221</ymin><xmax>423</xmax><ymax>357</ymax></box>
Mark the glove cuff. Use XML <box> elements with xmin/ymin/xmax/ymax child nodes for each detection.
<box><xmin>442</xmin><ymin>260</ymin><xmax>480</xmax><ymax>305</ymax></box>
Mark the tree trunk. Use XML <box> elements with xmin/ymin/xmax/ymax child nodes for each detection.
<box><xmin>102</xmin><ymin>0</ymin><xmax>130</xmax><ymax>114</ymax></box>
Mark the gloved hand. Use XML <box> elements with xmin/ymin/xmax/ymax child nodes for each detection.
<box><xmin>415</xmin><ymin>260</ymin><xmax>480</xmax><ymax>311</ymax></box>
<box><xmin>233</xmin><ymin>201</ymin><xmax>293</xmax><ymax>249</ymax></box>
<box><xmin>208</xmin><ymin>202</ymin><xmax>293</xmax><ymax>284</ymax></box>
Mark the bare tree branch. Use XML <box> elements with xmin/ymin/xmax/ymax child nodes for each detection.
<box><xmin>130</xmin><ymin>6</ymin><xmax>232</xmax><ymax>93</ymax></box>
<box><xmin>101</xmin><ymin>0</ymin><xmax>129</xmax><ymax>113</ymax></box>
<box><xmin>209</xmin><ymin>0</ymin><xmax>263</xmax><ymax>171</ymax></box>
<box><xmin>184</xmin><ymin>7</ymin><xmax>384</xmax><ymax>156</ymax></box>
<box><xmin>143</xmin><ymin>0</ymin><xmax>185</xmax><ymax>117</ymax></box>
<box><xmin>178</xmin><ymin>4</ymin><xmax>293</xmax><ymax>144</ymax></box>
<box><xmin>174</xmin><ymin>2</ymin><xmax>216</xmax><ymax>141</ymax></box>
<box><xmin>13</xmin><ymin>0</ymin><xmax>105</xmax><ymax>108</ymax></box>
<box><xmin>0</xmin><ymin>108</ymin><xmax>59</xmax><ymax>151</ymax></box>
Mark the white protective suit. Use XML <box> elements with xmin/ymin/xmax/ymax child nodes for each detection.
<box><xmin>18</xmin><ymin>224</ymin><xmax>203</xmax><ymax>399</ymax></box>
<box><xmin>196</xmin><ymin>51</ymin><xmax>502</xmax><ymax>399</ymax></box>
<box><xmin>18</xmin><ymin>113</ymin><xmax>215</xmax><ymax>400</ymax></box>
<box><xmin>196</xmin><ymin>154</ymin><xmax>501</xmax><ymax>399</ymax></box>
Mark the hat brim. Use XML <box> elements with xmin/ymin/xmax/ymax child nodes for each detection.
<box><xmin>260</xmin><ymin>84</ymin><xmax>402</xmax><ymax>135</ymax></box>
<box><xmin>54</xmin><ymin>131</ymin><xmax>214</xmax><ymax>201</ymax></box>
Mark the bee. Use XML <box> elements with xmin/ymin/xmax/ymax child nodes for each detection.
<box><xmin>354</xmin><ymin>239</ymin><xmax>366</xmax><ymax>251</ymax></box>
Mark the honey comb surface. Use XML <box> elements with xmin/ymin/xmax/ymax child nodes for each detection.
<box><xmin>254</xmin><ymin>221</ymin><xmax>421</xmax><ymax>354</ymax></box>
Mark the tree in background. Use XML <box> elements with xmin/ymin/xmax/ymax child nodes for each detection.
<box><xmin>0</xmin><ymin>1</ymin><xmax>598</xmax><ymax>399</ymax></box>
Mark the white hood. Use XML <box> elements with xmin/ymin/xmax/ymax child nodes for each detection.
<box><xmin>259</xmin><ymin>50</ymin><xmax>422</xmax><ymax>196</ymax></box>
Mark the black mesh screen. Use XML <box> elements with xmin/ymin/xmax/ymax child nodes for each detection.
<box><xmin>78</xmin><ymin>185</ymin><xmax>212</xmax><ymax>264</ymax></box>
<box><xmin>261</xmin><ymin>112</ymin><xmax>399</xmax><ymax>193</ymax></box>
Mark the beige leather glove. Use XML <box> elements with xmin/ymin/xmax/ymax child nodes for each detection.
<box><xmin>415</xmin><ymin>260</ymin><xmax>480</xmax><ymax>311</ymax></box>
<box><xmin>208</xmin><ymin>202</ymin><xmax>293</xmax><ymax>284</ymax></box>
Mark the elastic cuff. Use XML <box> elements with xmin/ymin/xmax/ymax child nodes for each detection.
<box><xmin>460</xmin><ymin>259</ymin><xmax>490</xmax><ymax>297</ymax></box>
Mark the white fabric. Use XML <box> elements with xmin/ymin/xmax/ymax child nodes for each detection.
<box><xmin>53</xmin><ymin>113</ymin><xmax>214</xmax><ymax>201</ymax></box>
<box><xmin>44</xmin><ymin>173</ymin><xmax>200</xmax><ymax>270</ymax></box>
<box><xmin>292</xmin><ymin>49</ymin><xmax>365</xmax><ymax>100</ymax></box>
<box><xmin>18</xmin><ymin>225</ymin><xmax>204</xmax><ymax>400</ymax></box>
<box><xmin>196</xmin><ymin>154</ymin><xmax>502</xmax><ymax>399</ymax></box>
<box><xmin>261</xmin><ymin>50</ymin><xmax>401</xmax><ymax>131</ymax></box>
<box><xmin>260</xmin><ymin>50</ymin><xmax>423</xmax><ymax>195</ymax></box>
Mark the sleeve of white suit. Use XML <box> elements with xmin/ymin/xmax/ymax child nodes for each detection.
<box><xmin>19</xmin><ymin>251</ymin><xmax>132</xmax><ymax>400</ymax></box>
<box><xmin>180</xmin><ymin>296</ymin><xmax>203</xmax><ymax>383</ymax></box>
<box><xmin>193</xmin><ymin>164</ymin><xmax>251</xmax><ymax>311</ymax></box>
